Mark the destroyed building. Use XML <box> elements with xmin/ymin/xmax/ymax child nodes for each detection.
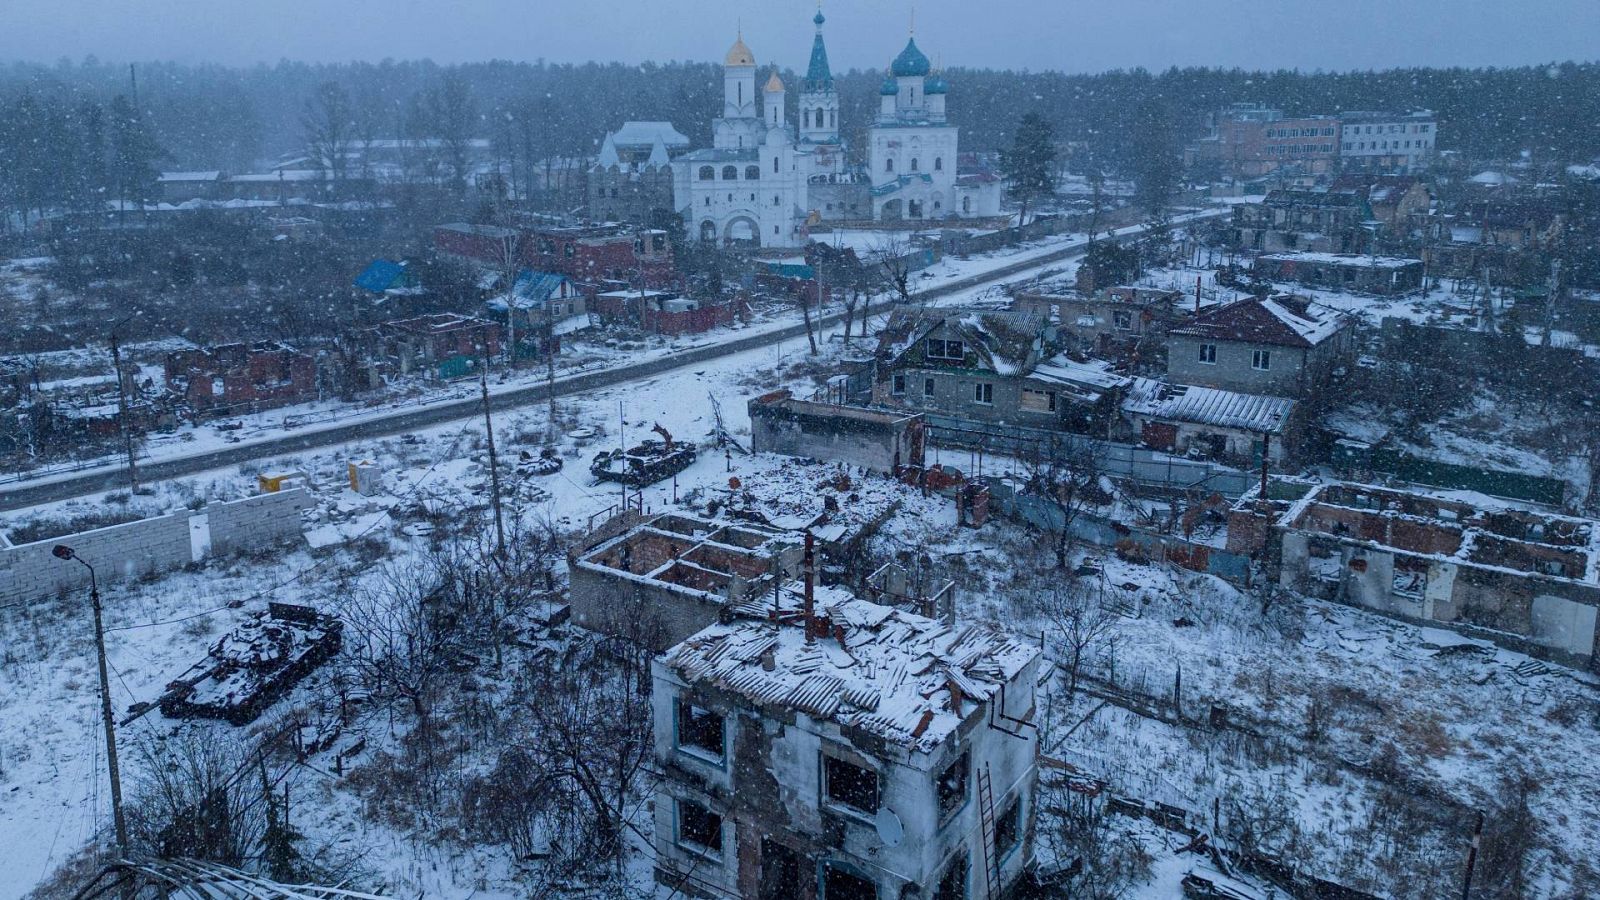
<box><xmin>568</xmin><ymin>513</ymin><xmax>805</xmax><ymax>648</ymax></box>
<box><xmin>1230</xmin><ymin>480</ymin><xmax>1600</xmax><ymax>667</ymax></box>
<box><xmin>748</xmin><ymin>389</ymin><xmax>926</xmax><ymax>475</ymax></box>
<box><xmin>651</xmin><ymin>578</ymin><xmax>1042</xmax><ymax>900</ymax></box>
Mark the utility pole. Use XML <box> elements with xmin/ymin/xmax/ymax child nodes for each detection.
<box><xmin>53</xmin><ymin>546</ymin><xmax>129</xmax><ymax>860</ymax></box>
<box><xmin>545</xmin><ymin>294</ymin><xmax>558</xmax><ymax>447</ymax></box>
<box><xmin>479</xmin><ymin>354</ymin><xmax>507</xmax><ymax>557</ymax></box>
<box><xmin>108</xmin><ymin>332</ymin><xmax>139</xmax><ymax>493</ymax></box>
<box><xmin>1461</xmin><ymin>809</ymin><xmax>1484</xmax><ymax>899</ymax></box>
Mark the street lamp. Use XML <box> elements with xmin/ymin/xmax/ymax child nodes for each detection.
<box><xmin>52</xmin><ymin>545</ymin><xmax>129</xmax><ymax>860</ymax></box>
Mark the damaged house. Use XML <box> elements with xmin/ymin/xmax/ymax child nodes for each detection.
<box><xmin>1010</xmin><ymin>285</ymin><xmax>1188</xmax><ymax>371</ymax></box>
<box><xmin>872</xmin><ymin>308</ymin><xmax>1128</xmax><ymax>435</ymax></box>
<box><xmin>651</xmin><ymin>579</ymin><xmax>1042</xmax><ymax>900</ymax></box>
<box><xmin>1166</xmin><ymin>295</ymin><xmax>1356</xmax><ymax>403</ymax></box>
<box><xmin>568</xmin><ymin>513</ymin><xmax>805</xmax><ymax>648</ymax></box>
<box><xmin>1229</xmin><ymin>480</ymin><xmax>1600</xmax><ymax>667</ymax></box>
<box><xmin>1121</xmin><ymin>379</ymin><xmax>1298</xmax><ymax>465</ymax></box>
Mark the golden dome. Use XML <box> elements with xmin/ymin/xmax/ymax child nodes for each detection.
<box><xmin>725</xmin><ymin>36</ymin><xmax>756</xmax><ymax>66</ymax></box>
<box><xmin>764</xmin><ymin>71</ymin><xmax>785</xmax><ymax>93</ymax></box>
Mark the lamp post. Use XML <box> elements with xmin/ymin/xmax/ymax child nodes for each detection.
<box><xmin>52</xmin><ymin>545</ymin><xmax>129</xmax><ymax>860</ymax></box>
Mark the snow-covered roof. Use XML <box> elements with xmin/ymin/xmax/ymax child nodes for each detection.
<box><xmin>1122</xmin><ymin>380</ymin><xmax>1295</xmax><ymax>435</ymax></box>
<box><xmin>665</xmin><ymin>585</ymin><xmax>1039</xmax><ymax>752</ymax></box>
<box><xmin>1257</xmin><ymin>251</ymin><xmax>1421</xmax><ymax>270</ymax></box>
<box><xmin>1031</xmin><ymin>355</ymin><xmax>1131</xmax><ymax>391</ymax></box>
<box><xmin>1172</xmin><ymin>296</ymin><xmax>1352</xmax><ymax>349</ymax></box>
<box><xmin>159</xmin><ymin>170</ymin><xmax>222</xmax><ymax>182</ymax></box>
<box><xmin>610</xmin><ymin>121</ymin><xmax>690</xmax><ymax>149</ymax></box>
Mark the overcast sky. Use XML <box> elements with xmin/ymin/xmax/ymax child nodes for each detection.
<box><xmin>2</xmin><ymin>0</ymin><xmax>1594</xmax><ymax>73</ymax></box>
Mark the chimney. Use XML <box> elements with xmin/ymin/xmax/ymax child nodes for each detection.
<box><xmin>1195</xmin><ymin>275</ymin><xmax>1202</xmax><ymax>315</ymax></box>
<box><xmin>803</xmin><ymin>530</ymin><xmax>817</xmax><ymax>643</ymax></box>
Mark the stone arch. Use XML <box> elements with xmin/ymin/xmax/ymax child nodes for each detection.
<box><xmin>698</xmin><ymin>166</ymin><xmax>715</xmax><ymax>181</ymax></box>
<box><xmin>724</xmin><ymin>216</ymin><xmax>759</xmax><ymax>245</ymax></box>
<box><xmin>722</xmin><ymin>165</ymin><xmax>739</xmax><ymax>180</ymax></box>
<box><xmin>745</xmin><ymin>165</ymin><xmax>761</xmax><ymax>180</ymax></box>
<box><xmin>699</xmin><ymin>220</ymin><xmax>718</xmax><ymax>242</ymax></box>
<box><xmin>880</xmin><ymin>198</ymin><xmax>903</xmax><ymax>221</ymax></box>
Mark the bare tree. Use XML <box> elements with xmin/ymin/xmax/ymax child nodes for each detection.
<box><xmin>1041</xmin><ymin>580</ymin><xmax>1121</xmax><ymax>703</ymax></box>
<box><xmin>1025</xmin><ymin>433</ymin><xmax>1109</xmax><ymax>570</ymax></box>
<box><xmin>868</xmin><ymin>232</ymin><xmax>917</xmax><ymax>306</ymax></box>
<box><xmin>345</xmin><ymin>559</ymin><xmax>458</xmax><ymax>733</ymax></box>
<box><xmin>302</xmin><ymin>82</ymin><xmax>356</xmax><ymax>192</ymax></box>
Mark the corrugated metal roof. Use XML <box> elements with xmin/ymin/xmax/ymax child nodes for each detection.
<box><xmin>1123</xmin><ymin>380</ymin><xmax>1295</xmax><ymax>434</ymax></box>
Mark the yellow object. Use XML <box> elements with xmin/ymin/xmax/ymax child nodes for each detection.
<box><xmin>725</xmin><ymin>36</ymin><xmax>755</xmax><ymax>66</ymax></box>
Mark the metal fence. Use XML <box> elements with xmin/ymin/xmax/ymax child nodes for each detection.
<box><xmin>920</xmin><ymin>413</ymin><xmax>1254</xmax><ymax>497</ymax></box>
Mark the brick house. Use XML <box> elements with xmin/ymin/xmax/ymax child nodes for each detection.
<box><xmin>164</xmin><ymin>342</ymin><xmax>317</xmax><ymax>416</ymax></box>
<box><xmin>1231</xmin><ymin>189</ymin><xmax>1372</xmax><ymax>254</ymax></box>
<box><xmin>1166</xmin><ymin>296</ymin><xmax>1356</xmax><ymax>401</ymax></box>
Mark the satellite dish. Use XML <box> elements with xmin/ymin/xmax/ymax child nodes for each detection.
<box><xmin>874</xmin><ymin>807</ymin><xmax>904</xmax><ymax>847</ymax></box>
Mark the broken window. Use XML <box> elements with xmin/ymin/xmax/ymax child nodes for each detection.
<box><xmin>1198</xmin><ymin>343</ymin><xmax>1217</xmax><ymax>364</ymax></box>
<box><xmin>935</xmin><ymin>852</ymin><xmax>968</xmax><ymax>900</ymax></box>
<box><xmin>759</xmin><ymin>839</ymin><xmax>805</xmax><ymax>900</ymax></box>
<box><xmin>924</xmin><ymin>377</ymin><xmax>936</xmax><ymax>398</ymax></box>
<box><xmin>927</xmin><ymin>338</ymin><xmax>964</xmax><ymax>360</ymax></box>
<box><xmin>824</xmin><ymin>754</ymin><xmax>880</xmax><ymax>815</ymax></box>
<box><xmin>994</xmin><ymin>796</ymin><xmax>1022</xmax><ymax>860</ymax></box>
<box><xmin>676</xmin><ymin>798</ymin><xmax>722</xmax><ymax>856</ymax></box>
<box><xmin>973</xmin><ymin>383</ymin><xmax>993</xmax><ymax>405</ymax></box>
<box><xmin>822</xmin><ymin>862</ymin><xmax>877</xmax><ymax>900</ymax></box>
<box><xmin>676</xmin><ymin>700</ymin><xmax>725</xmax><ymax>760</ymax></box>
<box><xmin>1113</xmin><ymin>309</ymin><xmax>1134</xmax><ymax>330</ymax></box>
<box><xmin>1019</xmin><ymin>389</ymin><xmax>1055</xmax><ymax>413</ymax></box>
<box><xmin>1393</xmin><ymin>558</ymin><xmax>1428</xmax><ymax>597</ymax></box>
<box><xmin>892</xmin><ymin>374</ymin><xmax>906</xmax><ymax>396</ymax></box>
<box><xmin>937</xmin><ymin>752</ymin><xmax>969</xmax><ymax>822</ymax></box>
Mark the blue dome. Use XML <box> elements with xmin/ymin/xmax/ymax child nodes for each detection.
<box><xmin>814</xmin><ymin>9</ymin><xmax>825</xmax><ymax>26</ymax></box>
<box><xmin>925</xmin><ymin>72</ymin><xmax>948</xmax><ymax>95</ymax></box>
<box><xmin>891</xmin><ymin>38</ymin><xmax>931</xmax><ymax>77</ymax></box>
<box><xmin>879</xmin><ymin>73</ymin><xmax>899</xmax><ymax>95</ymax></box>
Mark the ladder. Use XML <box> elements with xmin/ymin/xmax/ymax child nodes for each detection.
<box><xmin>977</xmin><ymin>764</ymin><xmax>1000</xmax><ymax>899</ymax></box>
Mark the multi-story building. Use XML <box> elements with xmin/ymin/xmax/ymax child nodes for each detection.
<box><xmin>871</xmin><ymin>307</ymin><xmax>1132</xmax><ymax>435</ymax></box>
<box><xmin>1338</xmin><ymin>111</ymin><xmax>1438</xmax><ymax>173</ymax></box>
<box><xmin>651</xmin><ymin>578</ymin><xmax>1042</xmax><ymax>900</ymax></box>
<box><xmin>1189</xmin><ymin>104</ymin><xmax>1341</xmax><ymax>179</ymax></box>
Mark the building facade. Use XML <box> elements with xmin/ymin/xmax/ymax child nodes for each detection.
<box><xmin>1166</xmin><ymin>296</ymin><xmax>1356</xmax><ymax>400</ymax></box>
<box><xmin>651</xmin><ymin>584</ymin><xmax>1042</xmax><ymax>900</ymax></box>
<box><xmin>588</xmin><ymin>121</ymin><xmax>691</xmax><ymax>225</ymax></box>
<box><xmin>1339</xmin><ymin>111</ymin><xmax>1438</xmax><ymax>173</ymax></box>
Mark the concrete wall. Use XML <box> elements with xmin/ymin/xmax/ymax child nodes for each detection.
<box><xmin>749</xmin><ymin>401</ymin><xmax>919</xmax><ymax>474</ymax></box>
<box><xmin>208</xmin><ymin>488</ymin><xmax>313</xmax><ymax>555</ymax></box>
<box><xmin>0</xmin><ymin>489</ymin><xmax>310</xmax><ymax>606</ymax></box>
<box><xmin>569</xmin><ymin>563</ymin><xmax>729</xmax><ymax>651</ymax></box>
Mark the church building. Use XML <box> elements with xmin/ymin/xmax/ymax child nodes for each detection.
<box><xmin>671</xmin><ymin>11</ymin><xmax>999</xmax><ymax>249</ymax></box>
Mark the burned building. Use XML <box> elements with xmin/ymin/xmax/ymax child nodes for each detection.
<box><xmin>1230</xmin><ymin>480</ymin><xmax>1600</xmax><ymax>667</ymax></box>
<box><xmin>651</xmin><ymin>580</ymin><xmax>1042</xmax><ymax>900</ymax></box>
<box><xmin>568</xmin><ymin>513</ymin><xmax>805</xmax><ymax>649</ymax></box>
